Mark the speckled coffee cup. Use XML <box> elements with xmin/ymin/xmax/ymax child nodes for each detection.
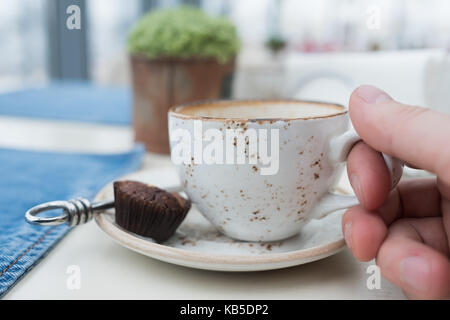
<box><xmin>168</xmin><ymin>100</ymin><xmax>403</xmax><ymax>242</ymax></box>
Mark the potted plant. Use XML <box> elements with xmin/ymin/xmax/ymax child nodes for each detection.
<box><xmin>265</xmin><ymin>35</ymin><xmax>287</xmax><ymax>55</ymax></box>
<box><xmin>128</xmin><ymin>6</ymin><xmax>240</xmax><ymax>153</ymax></box>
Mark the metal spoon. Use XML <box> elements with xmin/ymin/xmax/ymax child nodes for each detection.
<box><xmin>25</xmin><ymin>185</ymin><xmax>182</xmax><ymax>227</ymax></box>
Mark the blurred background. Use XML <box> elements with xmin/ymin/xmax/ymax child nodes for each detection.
<box><xmin>0</xmin><ymin>0</ymin><xmax>450</xmax><ymax>109</ymax></box>
<box><xmin>1</xmin><ymin>0</ymin><xmax>450</xmax><ymax>116</ymax></box>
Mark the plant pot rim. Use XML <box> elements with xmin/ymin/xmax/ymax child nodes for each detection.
<box><xmin>130</xmin><ymin>53</ymin><xmax>235</xmax><ymax>65</ymax></box>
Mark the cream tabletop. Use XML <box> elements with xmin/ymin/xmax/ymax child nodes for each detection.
<box><xmin>1</xmin><ymin>116</ymin><xmax>405</xmax><ymax>299</ymax></box>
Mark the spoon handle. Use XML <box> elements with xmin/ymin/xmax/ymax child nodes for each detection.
<box><xmin>25</xmin><ymin>185</ymin><xmax>182</xmax><ymax>227</ymax></box>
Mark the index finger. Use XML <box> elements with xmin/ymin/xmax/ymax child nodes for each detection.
<box><xmin>349</xmin><ymin>85</ymin><xmax>450</xmax><ymax>184</ymax></box>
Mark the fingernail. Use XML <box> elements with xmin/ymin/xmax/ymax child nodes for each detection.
<box><xmin>356</xmin><ymin>85</ymin><xmax>392</xmax><ymax>104</ymax></box>
<box><xmin>350</xmin><ymin>174</ymin><xmax>365</xmax><ymax>207</ymax></box>
<box><xmin>400</xmin><ymin>256</ymin><xmax>430</xmax><ymax>292</ymax></box>
<box><xmin>344</xmin><ymin>222</ymin><xmax>353</xmax><ymax>250</ymax></box>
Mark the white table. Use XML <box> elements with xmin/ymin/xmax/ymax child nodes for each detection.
<box><xmin>1</xmin><ymin>116</ymin><xmax>405</xmax><ymax>299</ymax></box>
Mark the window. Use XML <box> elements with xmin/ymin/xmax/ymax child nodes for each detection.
<box><xmin>0</xmin><ymin>0</ymin><xmax>48</xmax><ymax>92</ymax></box>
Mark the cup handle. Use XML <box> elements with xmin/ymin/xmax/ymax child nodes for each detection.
<box><xmin>309</xmin><ymin>127</ymin><xmax>404</xmax><ymax>220</ymax></box>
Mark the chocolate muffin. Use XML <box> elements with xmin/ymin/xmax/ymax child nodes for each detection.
<box><xmin>114</xmin><ymin>180</ymin><xmax>191</xmax><ymax>242</ymax></box>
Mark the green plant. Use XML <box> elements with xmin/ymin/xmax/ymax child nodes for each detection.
<box><xmin>266</xmin><ymin>35</ymin><xmax>286</xmax><ymax>53</ymax></box>
<box><xmin>128</xmin><ymin>6</ymin><xmax>240</xmax><ymax>63</ymax></box>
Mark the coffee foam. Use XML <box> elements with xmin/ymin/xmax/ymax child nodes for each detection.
<box><xmin>177</xmin><ymin>101</ymin><xmax>344</xmax><ymax>119</ymax></box>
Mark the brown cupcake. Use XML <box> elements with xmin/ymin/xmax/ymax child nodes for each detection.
<box><xmin>114</xmin><ymin>180</ymin><xmax>191</xmax><ymax>242</ymax></box>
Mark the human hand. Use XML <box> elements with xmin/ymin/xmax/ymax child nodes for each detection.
<box><xmin>344</xmin><ymin>85</ymin><xmax>450</xmax><ymax>299</ymax></box>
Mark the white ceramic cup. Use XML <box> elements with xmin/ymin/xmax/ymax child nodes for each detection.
<box><xmin>168</xmin><ymin>100</ymin><xmax>403</xmax><ymax>242</ymax></box>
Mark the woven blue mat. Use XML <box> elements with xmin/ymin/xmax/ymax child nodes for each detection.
<box><xmin>0</xmin><ymin>82</ymin><xmax>132</xmax><ymax>125</ymax></box>
<box><xmin>0</xmin><ymin>145</ymin><xmax>144</xmax><ymax>297</ymax></box>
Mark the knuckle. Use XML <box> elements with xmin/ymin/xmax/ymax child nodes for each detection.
<box><xmin>391</xmin><ymin>106</ymin><xmax>429</xmax><ymax>146</ymax></box>
<box><xmin>392</xmin><ymin>105</ymin><xmax>430</xmax><ymax>136</ymax></box>
<box><xmin>435</xmin><ymin>151</ymin><xmax>450</xmax><ymax>183</ymax></box>
<box><xmin>391</xmin><ymin>105</ymin><xmax>450</xmax><ymax>175</ymax></box>
<box><xmin>393</xmin><ymin>104</ymin><xmax>430</xmax><ymax>122</ymax></box>
<box><xmin>437</xmin><ymin>166</ymin><xmax>450</xmax><ymax>186</ymax></box>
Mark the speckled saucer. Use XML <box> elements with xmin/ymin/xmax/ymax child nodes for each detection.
<box><xmin>94</xmin><ymin>168</ymin><xmax>348</xmax><ymax>272</ymax></box>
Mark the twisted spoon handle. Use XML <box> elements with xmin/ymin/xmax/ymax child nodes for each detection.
<box><xmin>25</xmin><ymin>186</ymin><xmax>182</xmax><ymax>227</ymax></box>
<box><xmin>25</xmin><ymin>198</ymin><xmax>114</xmax><ymax>227</ymax></box>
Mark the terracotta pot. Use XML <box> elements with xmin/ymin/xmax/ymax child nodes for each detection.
<box><xmin>130</xmin><ymin>55</ymin><xmax>235</xmax><ymax>154</ymax></box>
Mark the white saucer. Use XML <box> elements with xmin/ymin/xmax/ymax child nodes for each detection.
<box><xmin>94</xmin><ymin>168</ymin><xmax>348</xmax><ymax>272</ymax></box>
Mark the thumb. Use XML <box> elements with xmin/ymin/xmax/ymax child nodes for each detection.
<box><xmin>349</xmin><ymin>85</ymin><xmax>450</xmax><ymax>183</ymax></box>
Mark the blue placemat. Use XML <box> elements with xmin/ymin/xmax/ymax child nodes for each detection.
<box><xmin>0</xmin><ymin>82</ymin><xmax>132</xmax><ymax>125</ymax></box>
<box><xmin>0</xmin><ymin>145</ymin><xmax>144</xmax><ymax>297</ymax></box>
